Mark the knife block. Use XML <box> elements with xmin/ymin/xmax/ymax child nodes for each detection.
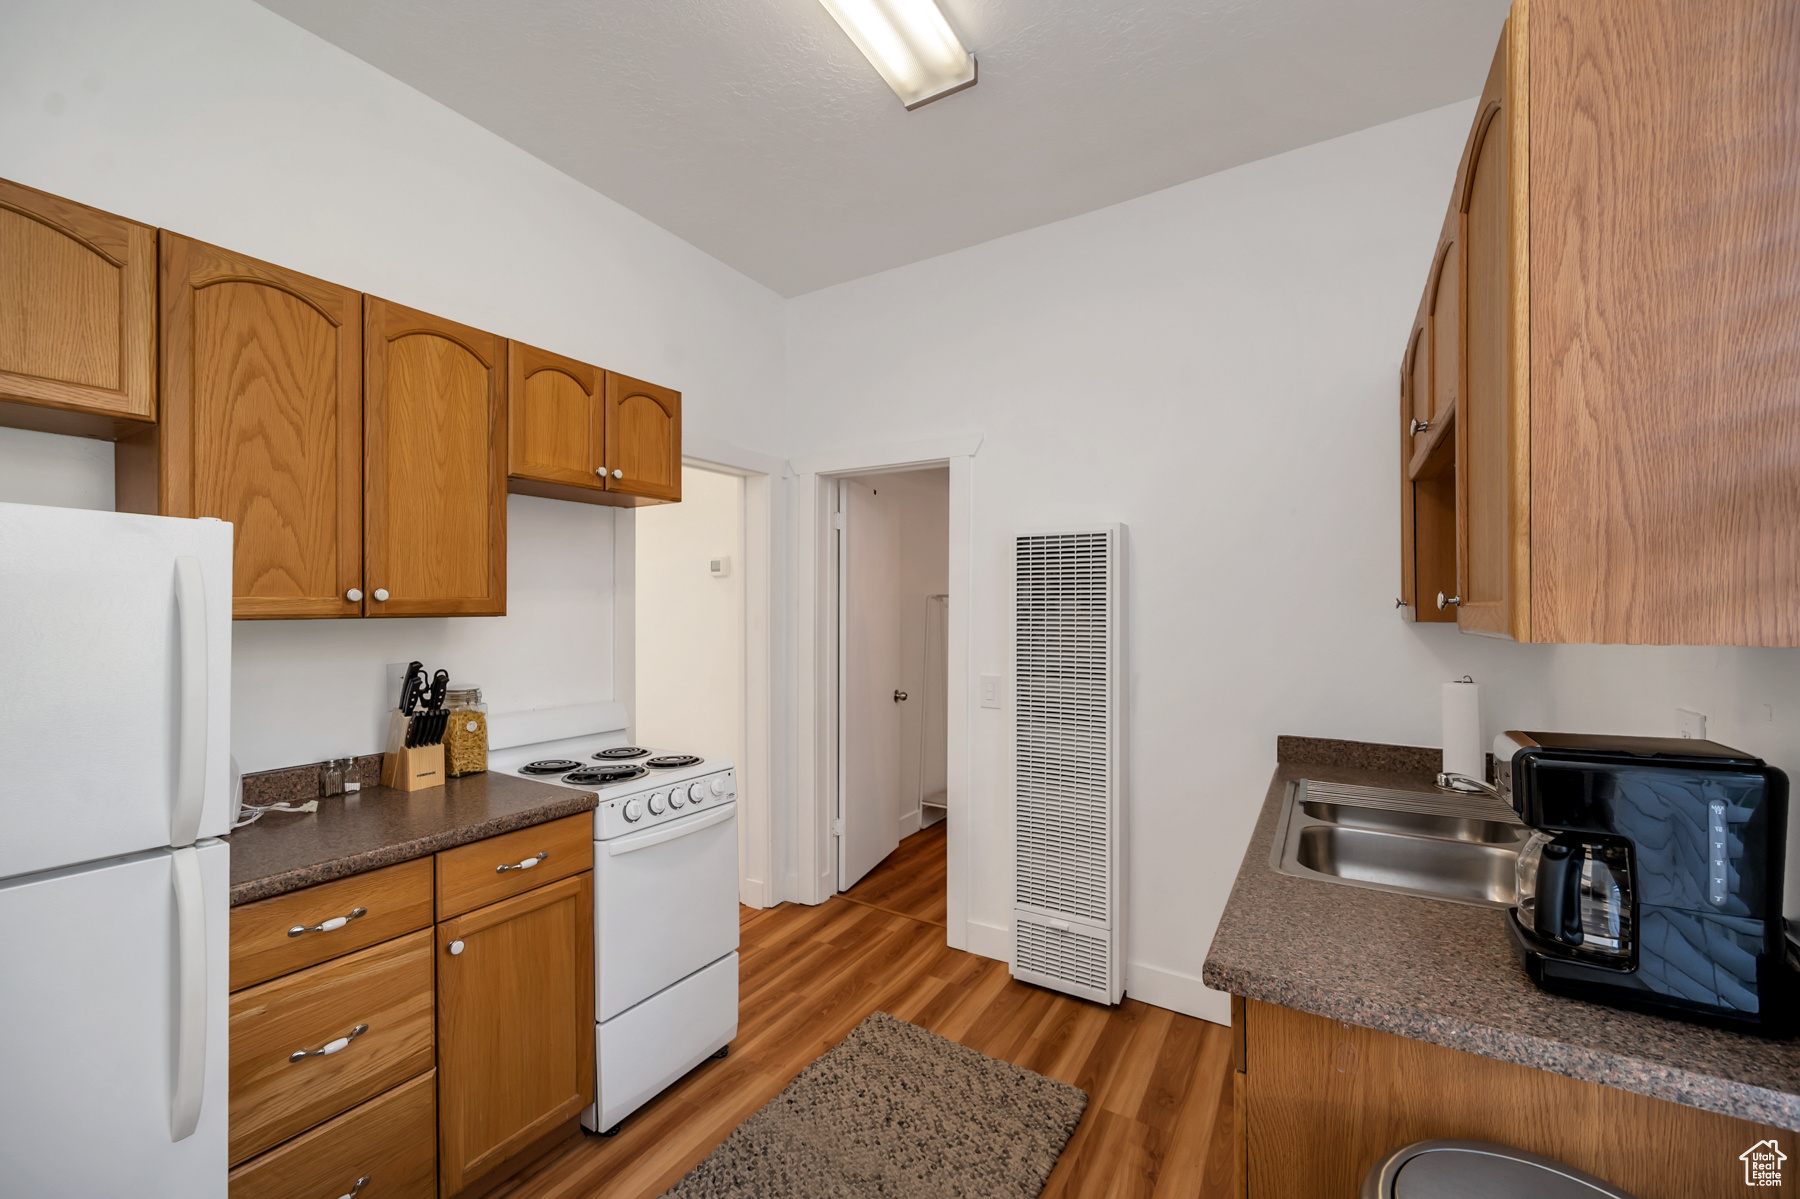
<box><xmin>380</xmin><ymin>709</ymin><xmax>445</xmax><ymax>792</ymax></box>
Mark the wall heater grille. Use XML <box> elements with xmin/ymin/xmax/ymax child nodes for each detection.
<box><xmin>1011</xmin><ymin>525</ymin><xmax>1126</xmax><ymax>1005</ymax></box>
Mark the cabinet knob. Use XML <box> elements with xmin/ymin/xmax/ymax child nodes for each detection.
<box><xmin>372</xmin><ymin>588</ymin><xmax>389</xmax><ymax>602</ymax></box>
<box><xmin>595</xmin><ymin>467</ymin><xmax>606</xmax><ymax>477</ymax></box>
<box><xmin>1394</xmin><ymin>597</ymin><xmax>1407</xmax><ymax>609</ymax></box>
<box><xmin>894</xmin><ymin>690</ymin><xmax>908</xmax><ymax>702</ymax></box>
<box><xmin>1437</xmin><ymin>592</ymin><xmax>1461</xmax><ymax>610</ymax></box>
<box><xmin>448</xmin><ymin>940</ymin><xmax>465</xmax><ymax>956</ymax></box>
<box><xmin>337</xmin><ymin>1177</ymin><xmax>371</xmax><ymax>1199</ymax></box>
<box><xmin>288</xmin><ymin>907</ymin><xmax>367</xmax><ymax>938</ymax></box>
<box><xmin>612</xmin><ymin>469</ymin><xmax>623</xmax><ymax>479</ymax></box>
<box><xmin>496</xmin><ymin>851</ymin><xmax>548</xmax><ymax>874</ymax></box>
<box><xmin>345</xmin><ymin>588</ymin><xmax>363</xmax><ymax>602</ymax></box>
<box><xmin>1411</xmin><ymin>419</ymin><xmax>1431</xmax><ymax>436</ymax></box>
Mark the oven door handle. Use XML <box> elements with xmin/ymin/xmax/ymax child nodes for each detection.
<box><xmin>607</xmin><ymin>805</ymin><xmax>734</xmax><ymax>856</ymax></box>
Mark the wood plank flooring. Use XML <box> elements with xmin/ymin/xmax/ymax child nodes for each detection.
<box><xmin>496</xmin><ymin>827</ymin><xmax>1234</xmax><ymax>1198</ymax></box>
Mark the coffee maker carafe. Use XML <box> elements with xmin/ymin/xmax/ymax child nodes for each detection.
<box><xmin>1498</xmin><ymin>732</ymin><xmax>1792</xmax><ymax>1034</ymax></box>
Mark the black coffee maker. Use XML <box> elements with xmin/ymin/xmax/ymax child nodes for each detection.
<box><xmin>1497</xmin><ymin>732</ymin><xmax>1793</xmax><ymax>1034</ymax></box>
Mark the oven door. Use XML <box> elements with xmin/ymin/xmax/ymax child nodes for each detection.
<box><xmin>595</xmin><ymin>801</ymin><xmax>739</xmax><ymax>1021</ymax></box>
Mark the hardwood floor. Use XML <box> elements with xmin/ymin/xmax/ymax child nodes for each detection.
<box><xmin>495</xmin><ymin>828</ymin><xmax>1235</xmax><ymax>1199</ymax></box>
<box><xmin>838</xmin><ymin>820</ymin><xmax>949</xmax><ymax>926</ymax></box>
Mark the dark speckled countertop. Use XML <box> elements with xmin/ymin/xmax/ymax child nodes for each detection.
<box><xmin>225</xmin><ymin>771</ymin><xmax>597</xmax><ymax>906</ymax></box>
<box><xmin>1202</xmin><ymin>737</ymin><xmax>1800</xmax><ymax>1131</ymax></box>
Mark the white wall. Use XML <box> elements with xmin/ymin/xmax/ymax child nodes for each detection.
<box><xmin>785</xmin><ymin>98</ymin><xmax>1800</xmax><ymax>1024</ymax></box>
<box><xmin>635</xmin><ymin>465</ymin><xmax>746</xmax><ymax>765</ymax></box>
<box><xmin>845</xmin><ymin>468</ymin><xmax>950</xmax><ymax>836</ymax></box>
<box><xmin>0</xmin><ymin>0</ymin><xmax>787</xmax><ymax>773</ymax></box>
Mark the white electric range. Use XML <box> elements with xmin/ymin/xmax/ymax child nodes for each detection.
<box><xmin>489</xmin><ymin>715</ymin><xmax>739</xmax><ymax>1134</ymax></box>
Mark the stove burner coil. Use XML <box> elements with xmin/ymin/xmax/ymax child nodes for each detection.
<box><xmin>564</xmin><ymin>765</ymin><xmax>649</xmax><ymax>785</ymax></box>
<box><xmin>521</xmin><ymin>759</ymin><xmax>582</xmax><ymax>775</ymax></box>
<box><xmin>647</xmin><ymin>754</ymin><xmax>702</xmax><ymax>769</ymax></box>
<box><xmin>593</xmin><ymin>746</ymin><xmax>650</xmax><ymax>760</ymax></box>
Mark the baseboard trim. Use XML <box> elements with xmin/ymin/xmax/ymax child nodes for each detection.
<box><xmin>966</xmin><ymin>918</ymin><xmax>1009</xmax><ymax>963</ymax></box>
<box><xmin>1126</xmin><ymin>962</ymin><xmax>1232</xmax><ymax>1025</ymax></box>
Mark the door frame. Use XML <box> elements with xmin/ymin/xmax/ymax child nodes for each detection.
<box><xmin>672</xmin><ymin>434</ymin><xmax>786</xmax><ymax>911</ymax></box>
<box><xmin>793</xmin><ymin>434</ymin><xmax>980</xmax><ymax>953</ymax></box>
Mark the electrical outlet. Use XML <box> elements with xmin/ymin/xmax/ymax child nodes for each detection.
<box><xmin>980</xmin><ymin>674</ymin><xmax>1002</xmax><ymax>709</ymax></box>
<box><xmin>1678</xmin><ymin>708</ymin><xmax>1708</xmax><ymax>739</ymax></box>
<box><xmin>709</xmin><ymin>555</ymin><xmax>731</xmax><ymax>578</ymax></box>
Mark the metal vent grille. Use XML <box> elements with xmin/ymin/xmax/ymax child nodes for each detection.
<box><xmin>1015</xmin><ymin>918</ymin><xmax>1110</xmax><ymax>993</ymax></box>
<box><xmin>1015</xmin><ymin>531</ymin><xmax>1112</xmax><ymax>922</ymax></box>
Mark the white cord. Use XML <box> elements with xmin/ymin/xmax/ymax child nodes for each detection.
<box><xmin>232</xmin><ymin>800</ymin><xmax>319</xmax><ymax>829</ymax></box>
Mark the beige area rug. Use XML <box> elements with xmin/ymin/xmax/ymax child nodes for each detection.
<box><xmin>661</xmin><ymin>1012</ymin><xmax>1088</xmax><ymax>1198</ymax></box>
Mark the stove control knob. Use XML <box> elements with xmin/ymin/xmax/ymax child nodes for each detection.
<box><xmin>688</xmin><ymin>782</ymin><xmax>707</xmax><ymax>803</ymax></box>
<box><xmin>710</xmin><ymin>777</ymin><xmax>727</xmax><ymax>797</ymax></box>
<box><xmin>669</xmin><ymin>789</ymin><xmax>686</xmax><ymax>809</ymax></box>
<box><xmin>623</xmin><ymin>798</ymin><xmax>644</xmax><ymax>823</ymax></box>
<box><xmin>647</xmin><ymin>791</ymin><xmax>666</xmax><ymax>816</ymax></box>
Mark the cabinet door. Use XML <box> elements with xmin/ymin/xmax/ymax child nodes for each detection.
<box><xmin>603</xmin><ymin>372</ymin><xmax>681</xmax><ymax>503</ymax></box>
<box><xmin>507</xmin><ymin>340</ymin><xmax>604</xmax><ymax>491</ymax></box>
<box><xmin>364</xmin><ymin>298</ymin><xmax>507</xmax><ymax>617</ymax></box>
<box><xmin>1456</xmin><ymin>23</ymin><xmax>1527</xmax><ymax>641</ymax></box>
<box><xmin>436</xmin><ymin>872</ymin><xmax>593</xmax><ymax>1197</ymax></box>
<box><xmin>140</xmin><ymin>233</ymin><xmax>363</xmax><ymax>619</ymax></box>
<box><xmin>0</xmin><ymin>176</ymin><xmax>156</xmax><ymax>435</ymax></box>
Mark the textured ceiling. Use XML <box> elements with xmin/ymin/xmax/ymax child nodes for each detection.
<box><xmin>256</xmin><ymin>0</ymin><xmax>1511</xmax><ymax>296</ymax></box>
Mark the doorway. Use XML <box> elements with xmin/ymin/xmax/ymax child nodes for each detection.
<box><xmin>835</xmin><ymin>467</ymin><xmax>949</xmax><ymax>926</ymax></box>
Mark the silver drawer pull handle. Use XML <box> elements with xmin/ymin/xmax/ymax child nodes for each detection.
<box><xmin>337</xmin><ymin>1177</ymin><xmax>372</xmax><ymax>1199</ymax></box>
<box><xmin>496</xmin><ymin>851</ymin><xmax>548</xmax><ymax>874</ymax></box>
<box><xmin>289</xmin><ymin>1023</ymin><xmax>369</xmax><ymax>1062</ymax></box>
<box><xmin>288</xmin><ymin>907</ymin><xmax>368</xmax><ymax>938</ymax></box>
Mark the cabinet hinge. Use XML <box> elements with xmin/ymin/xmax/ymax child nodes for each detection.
<box><xmin>833</xmin><ymin>513</ymin><xmax>846</xmax><ymax>530</ymax></box>
<box><xmin>832</xmin><ymin>818</ymin><xmax>845</xmax><ymax>837</ymax></box>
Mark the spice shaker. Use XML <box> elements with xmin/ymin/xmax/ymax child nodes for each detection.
<box><xmin>444</xmin><ymin>686</ymin><xmax>488</xmax><ymax>776</ymax></box>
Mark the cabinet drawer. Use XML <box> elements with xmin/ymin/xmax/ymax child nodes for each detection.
<box><xmin>435</xmin><ymin>813</ymin><xmax>592</xmax><ymax>920</ymax></box>
<box><xmin>229</xmin><ymin>1070</ymin><xmax>436</xmax><ymax>1199</ymax></box>
<box><xmin>229</xmin><ymin>929</ymin><xmax>435</xmax><ymax>1166</ymax></box>
<box><xmin>231</xmin><ymin>858</ymin><xmax>435</xmax><ymax>991</ymax></box>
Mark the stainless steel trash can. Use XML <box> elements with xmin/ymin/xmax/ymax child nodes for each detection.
<box><xmin>1360</xmin><ymin>1140</ymin><xmax>1639</xmax><ymax>1199</ymax></box>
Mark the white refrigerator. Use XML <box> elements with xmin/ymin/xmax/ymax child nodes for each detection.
<box><xmin>0</xmin><ymin>501</ymin><xmax>233</xmax><ymax>1197</ymax></box>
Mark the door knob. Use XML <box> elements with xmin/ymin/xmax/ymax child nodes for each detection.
<box><xmin>1437</xmin><ymin>592</ymin><xmax>1461</xmax><ymax>610</ymax></box>
<box><xmin>894</xmin><ymin>690</ymin><xmax>908</xmax><ymax>702</ymax></box>
<box><xmin>372</xmin><ymin>588</ymin><xmax>389</xmax><ymax>602</ymax></box>
<box><xmin>345</xmin><ymin>588</ymin><xmax>363</xmax><ymax>602</ymax></box>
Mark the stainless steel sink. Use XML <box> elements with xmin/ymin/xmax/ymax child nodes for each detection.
<box><xmin>1270</xmin><ymin>779</ymin><xmax>1528</xmax><ymax>908</ymax></box>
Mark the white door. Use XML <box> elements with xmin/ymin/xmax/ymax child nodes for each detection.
<box><xmin>838</xmin><ymin>479</ymin><xmax>902</xmax><ymax>890</ymax></box>
<box><xmin>595</xmin><ymin>803</ymin><xmax>739</xmax><ymax>1021</ymax></box>
<box><xmin>0</xmin><ymin>840</ymin><xmax>230</xmax><ymax>1197</ymax></box>
<box><xmin>0</xmin><ymin>503</ymin><xmax>234</xmax><ymax>876</ymax></box>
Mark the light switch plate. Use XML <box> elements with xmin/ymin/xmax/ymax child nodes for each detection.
<box><xmin>709</xmin><ymin>555</ymin><xmax>731</xmax><ymax>578</ymax></box>
<box><xmin>980</xmin><ymin>674</ymin><xmax>1002</xmax><ymax>709</ymax></box>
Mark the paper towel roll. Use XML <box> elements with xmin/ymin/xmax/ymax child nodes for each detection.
<box><xmin>1442</xmin><ymin>680</ymin><xmax>1484</xmax><ymax>780</ymax></box>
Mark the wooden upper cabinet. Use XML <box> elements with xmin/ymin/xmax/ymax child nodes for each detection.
<box><xmin>364</xmin><ymin>298</ymin><xmax>507</xmax><ymax>618</ymax></box>
<box><xmin>1456</xmin><ymin>24</ymin><xmax>1526</xmax><ymax>641</ymax></box>
<box><xmin>604</xmin><ymin>372</ymin><xmax>681</xmax><ymax>504</ymax></box>
<box><xmin>1398</xmin><ymin>0</ymin><xmax>1800</xmax><ymax>645</ymax></box>
<box><xmin>506</xmin><ymin>340</ymin><xmax>606</xmax><ymax>498</ymax></box>
<box><xmin>437</xmin><ymin>873</ymin><xmax>594</xmax><ymax>1197</ymax></box>
<box><xmin>120</xmin><ymin>232</ymin><xmax>363</xmax><ymax>619</ymax></box>
<box><xmin>1527</xmin><ymin>0</ymin><xmax>1800</xmax><ymax>645</ymax></box>
<box><xmin>0</xmin><ymin>177</ymin><xmax>156</xmax><ymax>437</ymax></box>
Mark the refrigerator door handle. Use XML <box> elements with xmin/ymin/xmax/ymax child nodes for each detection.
<box><xmin>169</xmin><ymin>845</ymin><xmax>208</xmax><ymax>1142</ymax></box>
<box><xmin>172</xmin><ymin>556</ymin><xmax>209</xmax><ymax>848</ymax></box>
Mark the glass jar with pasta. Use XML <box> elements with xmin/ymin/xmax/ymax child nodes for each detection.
<box><xmin>444</xmin><ymin>686</ymin><xmax>488</xmax><ymax>776</ymax></box>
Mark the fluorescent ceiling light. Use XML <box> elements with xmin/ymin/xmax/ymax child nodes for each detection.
<box><xmin>818</xmin><ymin>0</ymin><xmax>977</xmax><ymax>110</ymax></box>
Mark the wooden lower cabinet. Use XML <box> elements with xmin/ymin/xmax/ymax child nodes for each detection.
<box><xmin>436</xmin><ymin>871</ymin><xmax>595</xmax><ymax>1197</ymax></box>
<box><xmin>229</xmin><ymin>1070</ymin><xmax>437</xmax><ymax>1199</ymax></box>
<box><xmin>1238</xmin><ymin>998</ymin><xmax>1784</xmax><ymax>1199</ymax></box>
<box><xmin>228</xmin><ymin>929</ymin><xmax>436</xmax><ymax>1165</ymax></box>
